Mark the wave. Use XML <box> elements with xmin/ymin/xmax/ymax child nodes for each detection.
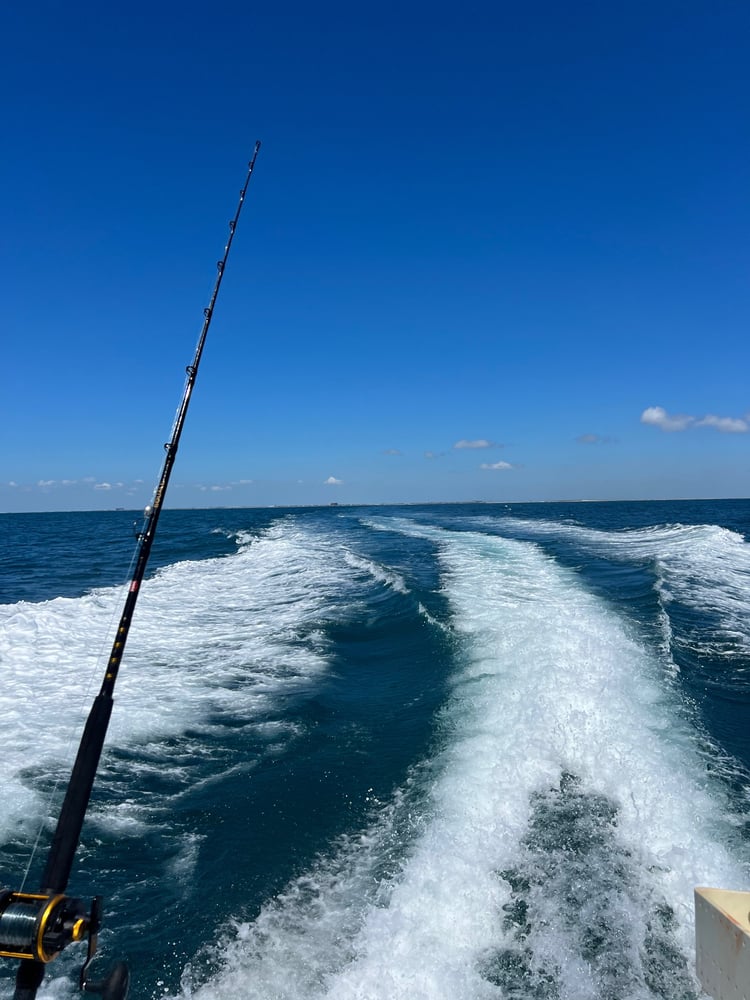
<box><xmin>341</xmin><ymin>549</ymin><xmax>410</xmax><ymax>595</ymax></box>
<box><xmin>483</xmin><ymin>516</ymin><xmax>750</xmax><ymax>663</ymax></box>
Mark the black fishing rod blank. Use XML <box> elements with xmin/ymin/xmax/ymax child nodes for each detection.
<box><xmin>0</xmin><ymin>142</ymin><xmax>261</xmax><ymax>1000</ymax></box>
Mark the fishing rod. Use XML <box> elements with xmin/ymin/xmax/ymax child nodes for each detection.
<box><xmin>0</xmin><ymin>141</ymin><xmax>261</xmax><ymax>1000</ymax></box>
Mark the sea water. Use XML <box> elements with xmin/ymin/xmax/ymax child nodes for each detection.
<box><xmin>0</xmin><ymin>500</ymin><xmax>748</xmax><ymax>999</ymax></box>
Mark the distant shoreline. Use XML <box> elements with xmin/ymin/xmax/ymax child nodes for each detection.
<box><xmin>2</xmin><ymin>497</ymin><xmax>748</xmax><ymax>516</ymax></box>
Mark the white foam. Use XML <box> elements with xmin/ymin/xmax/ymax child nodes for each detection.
<box><xmin>497</xmin><ymin>515</ymin><xmax>750</xmax><ymax>657</ymax></box>
<box><xmin>175</xmin><ymin>785</ymin><xmax>422</xmax><ymax>999</ymax></box>
<box><xmin>342</xmin><ymin>549</ymin><xmax>410</xmax><ymax>595</ymax></box>
<box><xmin>0</xmin><ymin>520</ymin><xmax>353</xmax><ymax>847</ymax></box>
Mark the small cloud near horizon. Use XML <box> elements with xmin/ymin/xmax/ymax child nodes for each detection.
<box><xmin>325</xmin><ymin>476</ymin><xmax>343</xmax><ymax>485</ymax></box>
<box><xmin>641</xmin><ymin>406</ymin><xmax>748</xmax><ymax>433</ymax></box>
<box><xmin>577</xmin><ymin>433</ymin><xmax>616</xmax><ymax>445</ymax></box>
<box><xmin>382</xmin><ymin>448</ymin><xmax>402</xmax><ymax>456</ymax></box>
<box><xmin>424</xmin><ymin>451</ymin><xmax>445</xmax><ymax>459</ymax></box>
<box><xmin>480</xmin><ymin>461</ymin><xmax>513</xmax><ymax>471</ymax></box>
<box><xmin>454</xmin><ymin>439</ymin><xmax>497</xmax><ymax>449</ymax></box>
<box><xmin>15</xmin><ymin>477</ymin><xmax>146</xmax><ymax>493</ymax></box>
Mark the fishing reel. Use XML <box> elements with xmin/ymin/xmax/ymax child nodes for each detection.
<box><xmin>0</xmin><ymin>890</ymin><xmax>88</xmax><ymax>964</ymax></box>
<box><xmin>0</xmin><ymin>892</ymin><xmax>129</xmax><ymax>999</ymax></box>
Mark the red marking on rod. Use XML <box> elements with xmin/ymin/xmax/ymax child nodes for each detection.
<box><xmin>129</xmin><ymin>581</ymin><xmax>139</xmax><ymax>592</ymax></box>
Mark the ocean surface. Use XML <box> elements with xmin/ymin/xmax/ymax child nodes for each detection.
<box><xmin>1</xmin><ymin>499</ymin><xmax>749</xmax><ymax>1000</ymax></box>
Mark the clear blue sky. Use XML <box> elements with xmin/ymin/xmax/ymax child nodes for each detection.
<box><xmin>2</xmin><ymin>1</ymin><xmax>748</xmax><ymax>511</ymax></box>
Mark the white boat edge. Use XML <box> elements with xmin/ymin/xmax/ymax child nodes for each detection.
<box><xmin>695</xmin><ymin>886</ymin><xmax>750</xmax><ymax>999</ymax></box>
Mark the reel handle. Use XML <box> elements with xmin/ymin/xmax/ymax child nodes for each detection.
<box><xmin>82</xmin><ymin>961</ymin><xmax>130</xmax><ymax>1000</ymax></box>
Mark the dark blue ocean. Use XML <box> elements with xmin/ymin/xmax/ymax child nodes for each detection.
<box><xmin>1</xmin><ymin>500</ymin><xmax>749</xmax><ymax>1000</ymax></box>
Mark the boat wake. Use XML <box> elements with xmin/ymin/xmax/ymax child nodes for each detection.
<box><xmin>162</xmin><ymin>520</ymin><xmax>747</xmax><ymax>1000</ymax></box>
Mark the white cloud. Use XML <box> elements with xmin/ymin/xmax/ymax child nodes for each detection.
<box><xmin>641</xmin><ymin>405</ymin><xmax>748</xmax><ymax>433</ymax></box>
<box><xmin>382</xmin><ymin>449</ymin><xmax>402</xmax><ymax>456</ymax></box>
<box><xmin>480</xmin><ymin>461</ymin><xmax>513</xmax><ymax>471</ymax></box>
<box><xmin>696</xmin><ymin>414</ymin><xmax>749</xmax><ymax>433</ymax></box>
<box><xmin>424</xmin><ymin>451</ymin><xmax>445</xmax><ymax>459</ymax></box>
<box><xmin>454</xmin><ymin>439</ymin><xmax>495</xmax><ymax>449</ymax></box>
<box><xmin>94</xmin><ymin>482</ymin><xmax>112</xmax><ymax>490</ymax></box>
<box><xmin>640</xmin><ymin>406</ymin><xmax>694</xmax><ymax>431</ymax></box>
<box><xmin>325</xmin><ymin>476</ymin><xmax>343</xmax><ymax>485</ymax></box>
<box><xmin>37</xmin><ymin>479</ymin><xmax>56</xmax><ymax>487</ymax></box>
<box><xmin>576</xmin><ymin>433</ymin><xmax>617</xmax><ymax>445</ymax></box>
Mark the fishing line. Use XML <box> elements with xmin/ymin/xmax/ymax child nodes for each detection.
<box><xmin>17</xmin><ymin>534</ymin><xmax>147</xmax><ymax>894</ymax></box>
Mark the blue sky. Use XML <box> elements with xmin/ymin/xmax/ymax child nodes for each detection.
<box><xmin>2</xmin><ymin>1</ymin><xmax>748</xmax><ymax>511</ymax></box>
